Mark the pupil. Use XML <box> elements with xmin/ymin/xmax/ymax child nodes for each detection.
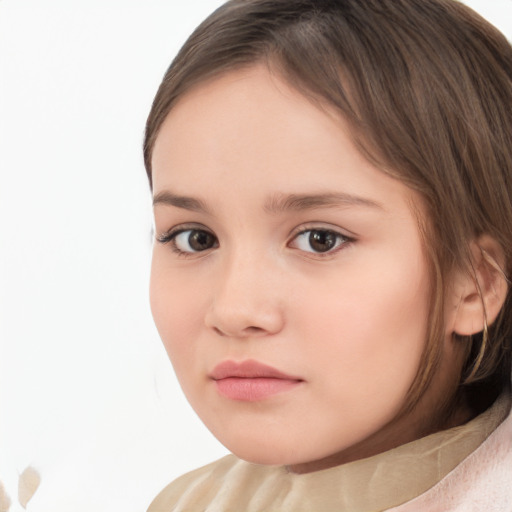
<box><xmin>189</xmin><ymin>230</ymin><xmax>213</xmax><ymax>251</ymax></box>
<box><xmin>309</xmin><ymin>230</ymin><xmax>336</xmax><ymax>252</ymax></box>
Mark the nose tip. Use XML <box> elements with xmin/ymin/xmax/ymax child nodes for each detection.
<box><xmin>205</xmin><ymin>305</ymin><xmax>284</xmax><ymax>338</ymax></box>
<box><xmin>204</xmin><ymin>251</ymin><xmax>286</xmax><ymax>338</ymax></box>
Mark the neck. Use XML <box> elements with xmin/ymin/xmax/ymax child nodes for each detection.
<box><xmin>289</xmin><ymin>389</ymin><xmax>473</xmax><ymax>474</ymax></box>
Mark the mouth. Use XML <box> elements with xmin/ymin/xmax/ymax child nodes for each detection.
<box><xmin>209</xmin><ymin>359</ymin><xmax>304</xmax><ymax>402</ymax></box>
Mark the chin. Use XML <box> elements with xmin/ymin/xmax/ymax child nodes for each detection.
<box><xmin>232</xmin><ymin>450</ymin><xmax>287</xmax><ymax>466</ymax></box>
<box><xmin>225</xmin><ymin>439</ymin><xmax>311</xmax><ymax>467</ymax></box>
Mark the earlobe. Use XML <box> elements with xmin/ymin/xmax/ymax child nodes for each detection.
<box><xmin>450</xmin><ymin>235</ymin><xmax>508</xmax><ymax>337</ymax></box>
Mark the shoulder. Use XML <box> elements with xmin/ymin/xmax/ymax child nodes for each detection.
<box><xmin>147</xmin><ymin>455</ymin><xmax>252</xmax><ymax>512</ymax></box>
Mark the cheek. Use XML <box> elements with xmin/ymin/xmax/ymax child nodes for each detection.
<box><xmin>294</xmin><ymin>250</ymin><xmax>430</xmax><ymax>403</ymax></box>
<box><xmin>149</xmin><ymin>255</ymin><xmax>205</xmax><ymax>366</ymax></box>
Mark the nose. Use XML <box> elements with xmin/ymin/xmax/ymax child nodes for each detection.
<box><xmin>204</xmin><ymin>251</ymin><xmax>285</xmax><ymax>338</ymax></box>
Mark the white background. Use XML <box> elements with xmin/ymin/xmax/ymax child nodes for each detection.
<box><xmin>0</xmin><ymin>1</ymin><xmax>511</xmax><ymax>511</ymax></box>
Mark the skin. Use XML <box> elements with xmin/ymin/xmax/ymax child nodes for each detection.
<box><xmin>150</xmin><ymin>65</ymin><xmax>469</xmax><ymax>473</ymax></box>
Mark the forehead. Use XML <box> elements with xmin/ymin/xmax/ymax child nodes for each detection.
<box><xmin>151</xmin><ymin>65</ymin><xmax>420</xmax><ymax>217</ymax></box>
<box><xmin>152</xmin><ymin>66</ymin><xmax>339</xmax><ymax>179</ymax></box>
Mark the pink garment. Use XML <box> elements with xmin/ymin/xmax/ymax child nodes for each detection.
<box><xmin>389</xmin><ymin>404</ymin><xmax>512</xmax><ymax>511</ymax></box>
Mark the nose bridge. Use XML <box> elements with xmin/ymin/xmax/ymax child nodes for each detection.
<box><xmin>205</xmin><ymin>244</ymin><xmax>284</xmax><ymax>337</ymax></box>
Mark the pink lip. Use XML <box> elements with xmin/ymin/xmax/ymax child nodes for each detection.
<box><xmin>210</xmin><ymin>360</ymin><xmax>303</xmax><ymax>402</ymax></box>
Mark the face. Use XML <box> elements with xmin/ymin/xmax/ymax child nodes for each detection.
<box><xmin>150</xmin><ymin>66</ymin><xmax>438</xmax><ymax>470</ymax></box>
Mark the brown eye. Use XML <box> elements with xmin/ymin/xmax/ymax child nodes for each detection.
<box><xmin>308</xmin><ymin>230</ymin><xmax>338</xmax><ymax>252</ymax></box>
<box><xmin>291</xmin><ymin>229</ymin><xmax>347</xmax><ymax>254</ymax></box>
<box><xmin>173</xmin><ymin>229</ymin><xmax>218</xmax><ymax>253</ymax></box>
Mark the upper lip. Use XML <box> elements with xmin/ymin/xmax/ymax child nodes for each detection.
<box><xmin>210</xmin><ymin>359</ymin><xmax>303</xmax><ymax>381</ymax></box>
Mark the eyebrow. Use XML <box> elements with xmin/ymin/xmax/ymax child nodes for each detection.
<box><xmin>152</xmin><ymin>191</ymin><xmax>211</xmax><ymax>214</ymax></box>
<box><xmin>152</xmin><ymin>190</ymin><xmax>383</xmax><ymax>215</ymax></box>
<box><xmin>263</xmin><ymin>192</ymin><xmax>383</xmax><ymax>213</ymax></box>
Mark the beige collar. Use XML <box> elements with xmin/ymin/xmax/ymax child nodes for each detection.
<box><xmin>277</xmin><ymin>389</ymin><xmax>511</xmax><ymax>511</ymax></box>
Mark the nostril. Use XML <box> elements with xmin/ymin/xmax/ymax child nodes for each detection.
<box><xmin>212</xmin><ymin>325</ymin><xmax>267</xmax><ymax>337</ymax></box>
<box><xmin>245</xmin><ymin>326</ymin><xmax>266</xmax><ymax>335</ymax></box>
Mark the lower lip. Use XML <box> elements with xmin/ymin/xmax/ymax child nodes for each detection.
<box><xmin>214</xmin><ymin>377</ymin><xmax>302</xmax><ymax>401</ymax></box>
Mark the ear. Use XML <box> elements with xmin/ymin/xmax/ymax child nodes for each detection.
<box><xmin>448</xmin><ymin>235</ymin><xmax>508</xmax><ymax>336</ymax></box>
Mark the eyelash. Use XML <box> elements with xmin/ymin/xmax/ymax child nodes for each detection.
<box><xmin>156</xmin><ymin>225</ymin><xmax>354</xmax><ymax>258</ymax></box>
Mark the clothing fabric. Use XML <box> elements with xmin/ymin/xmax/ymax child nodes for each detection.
<box><xmin>148</xmin><ymin>391</ymin><xmax>512</xmax><ymax>512</ymax></box>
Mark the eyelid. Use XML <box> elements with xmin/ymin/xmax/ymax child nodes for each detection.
<box><xmin>288</xmin><ymin>222</ymin><xmax>356</xmax><ymax>241</ymax></box>
<box><xmin>156</xmin><ymin>222</ymin><xmax>212</xmax><ymax>243</ymax></box>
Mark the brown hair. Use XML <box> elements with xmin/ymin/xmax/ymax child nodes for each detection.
<box><xmin>144</xmin><ymin>0</ymin><xmax>512</xmax><ymax>411</ymax></box>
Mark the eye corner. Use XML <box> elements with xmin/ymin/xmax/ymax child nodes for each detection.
<box><xmin>155</xmin><ymin>230</ymin><xmax>173</xmax><ymax>245</ymax></box>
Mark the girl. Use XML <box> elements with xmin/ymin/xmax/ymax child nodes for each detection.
<box><xmin>144</xmin><ymin>0</ymin><xmax>512</xmax><ymax>510</ymax></box>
